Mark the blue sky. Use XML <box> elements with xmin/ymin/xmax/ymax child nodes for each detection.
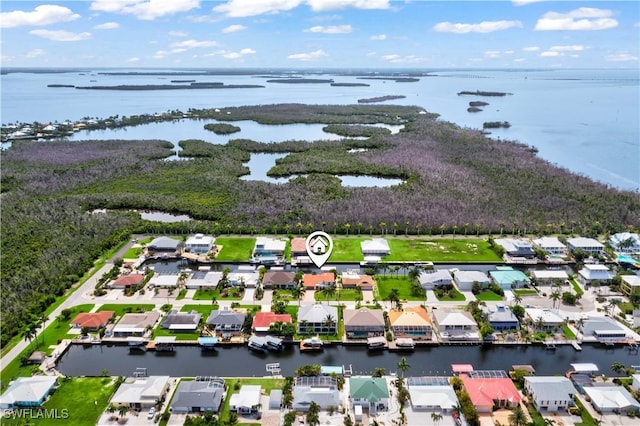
<box><xmin>1</xmin><ymin>0</ymin><xmax>638</xmax><ymax>68</ymax></box>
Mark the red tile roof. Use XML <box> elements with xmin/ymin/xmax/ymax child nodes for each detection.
<box><xmin>460</xmin><ymin>374</ymin><xmax>521</xmax><ymax>408</ymax></box>
<box><xmin>252</xmin><ymin>312</ymin><xmax>292</xmax><ymax>330</ymax></box>
<box><xmin>291</xmin><ymin>238</ymin><xmax>307</xmax><ymax>254</ymax></box>
<box><xmin>341</xmin><ymin>274</ymin><xmax>374</xmax><ymax>288</ymax></box>
<box><xmin>71</xmin><ymin>311</ymin><xmax>114</xmax><ymax>329</ymax></box>
<box><xmin>302</xmin><ymin>272</ymin><xmax>335</xmax><ymax>289</ymax></box>
<box><xmin>111</xmin><ymin>274</ymin><xmax>145</xmax><ymax>288</ymax></box>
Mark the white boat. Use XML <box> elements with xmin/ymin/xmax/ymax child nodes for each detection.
<box><xmin>395</xmin><ymin>338</ymin><xmax>416</xmax><ymax>350</ymax></box>
<box><xmin>300</xmin><ymin>336</ymin><xmax>324</xmax><ymax>351</ymax></box>
<box><xmin>367</xmin><ymin>336</ymin><xmax>388</xmax><ymax>351</ymax></box>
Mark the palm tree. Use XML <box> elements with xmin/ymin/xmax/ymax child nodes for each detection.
<box><xmin>550</xmin><ymin>291</ymin><xmax>562</xmax><ymax>310</ymax></box>
<box><xmin>357</xmin><ymin>222</ymin><xmax>363</xmax><ymax>236</ymax></box>
<box><xmin>512</xmin><ymin>292</ymin><xmax>523</xmax><ymax>306</ymax></box>
<box><xmin>118</xmin><ymin>405</ymin><xmax>128</xmax><ymax>419</ymax></box>
<box><xmin>431</xmin><ymin>412</ymin><xmax>444</xmax><ymax>426</ymax></box>
<box><xmin>321</xmin><ymin>283</ymin><xmax>336</xmax><ymax>304</ymax></box>
<box><xmin>379</xmin><ymin>222</ymin><xmax>387</xmax><ymax>235</ymax></box>
<box><xmin>296</xmin><ymin>222</ymin><xmax>303</xmax><ymax>235</ymax></box>
<box><xmin>397</xmin><ymin>357</ymin><xmax>410</xmax><ymax>378</ymax></box>
<box><xmin>475</xmin><ymin>223</ymin><xmax>481</xmax><ymax>236</ymax></box>
<box><xmin>508</xmin><ymin>405</ymin><xmax>527</xmax><ymax>426</ymax></box>
<box><xmin>611</xmin><ymin>362</ymin><xmax>626</xmax><ymax>376</ymax></box>
<box><xmin>543</xmin><ymin>418</ymin><xmax>557</xmax><ymax>426</ymax></box>
<box><xmin>299</xmin><ymin>319</ymin><xmax>310</xmax><ymax>334</ymax></box>
<box><xmin>291</xmin><ymin>284</ymin><xmax>306</xmax><ymax>306</ymax></box>
<box><xmin>343</xmin><ymin>223</ymin><xmax>351</xmax><ymax>236</ymax></box>
<box><xmin>306</xmin><ymin>401</ymin><xmax>320</xmax><ymax>426</ymax></box>
<box><xmin>323</xmin><ymin>314</ymin><xmax>337</xmax><ymax>333</ymax></box>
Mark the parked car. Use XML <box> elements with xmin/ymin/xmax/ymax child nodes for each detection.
<box><xmin>147</xmin><ymin>407</ymin><xmax>155</xmax><ymax>419</ymax></box>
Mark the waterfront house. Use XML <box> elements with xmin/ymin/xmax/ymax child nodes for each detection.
<box><xmin>341</xmin><ymin>270</ymin><xmax>375</xmax><ymax>290</ymax></box>
<box><xmin>112</xmin><ymin>311</ymin><xmax>161</xmax><ymax>337</ymax></box>
<box><xmin>206</xmin><ymin>309</ymin><xmax>246</xmax><ymax>335</ymax></box>
<box><xmin>583</xmin><ymin>386</ymin><xmax>640</xmax><ymax>413</ymax></box>
<box><xmin>418</xmin><ymin>269</ymin><xmax>453</xmax><ymax>290</ymax></box>
<box><xmin>453</xmin><ymin>270</ymin><xmax>490</xmax><ymax>292</ymax></box>
<box><xmin>532</xmin><ymin>237</ymin><xmax>567</xmax><ymax>256</ymax></box>
<box><xmin>161</xmin><ymin>310</ymin><xmax>201</xmax><ymax>332</ymax></box>
<box><xmin>489</xmin><ymin>267</ymin><xmax>530</xmax><ymax>290</ymax></box>
<box><xmin>432</xmin><ymin>309</ymin><xmax>479</xmax><ymax>341</ymax></box>
<box><xmin>579</xmin><ymin>316</ymin><xmax>631</xmax><ymax>342</ymax></box>
<box><xmin>621</xmin><ymin>275</ymin><xmax>640</xmax><ymax>297</ymax></box>
<box><xmin>388</xmin><ymin>306</ymin><xmax>433</xmax><ymax>340</ymax></box>
<box><xmin>71</xmin><ymin>311</ymin><xmax>114</xmax><ymax>331</ymax></box>
<box><xmin>185</xmin><ymin>233</ymin><xmax>215</xmax><ymax>254</ymax></box>
<box><xmin>252</xmin><ymin>312</ymin><xmax>292</xmax><ymax>333</ymax></box>
<box><xmin>252</xmin><ymin>237</ymin><xmax>286</xmax><ymax>263</ymax></box>
<box><xmin>147</xmin><ymin>236</ymin><xmax>181</xmax><ymax>254</ymax></box>
<box><xmin>148</xmin><ymin>273</ymin><xmax>180</xmax><ymax>289</ymax></box>
<box><xmin>229</xmin><ymin>385</ymin><xmax>262</xmax><ymax>415</ymax></box>
<box><xmin>483</xmin><ymin>305</ymin><xmax>520</xmax><ymax>331</ymax></box>
<box><xmin>525</xmin><ymin>308</ymin><xmax>564</xmax><ymax>332</ymax></box>
<box><xmin>530</xmin><ymin>270</ymin><xmax>569</xmax><ymax>285</ymax></box>
<box><xmin>171</xmin><ymin>377</ymin><xmax>225</xmax><ymax>414</ymax></box>
<box><xmin>577</xmin><ymin>264</ymin><xmax>613</xmax><ymax>286</ymax></box>
<box><xmin>566</xmin><ymin>237</ymin><xmax>604</xmax><ymax>256</ymax></box>
<box><xmin>460</xmin><ymin>370</ymin><xmax>521</xmax><ymax>412</ymax></box>
<box><xmin>609</xmin><ymin>232</ymin><xmax>640</xmax><ymax>254</ymax></box>
<box><xmin>291</xmin><ymin>237</ymin><xmax>311</xmax><ymax>265</ymax></box>
<box><xmin>0</xmin><ymin>377</ymin><xmax>58</xmax><ymax>410</ymax></box>
<box><xmin>406</xmin><ymin>377</ymin><xmax>459</xmax><ymax>413</ymax></box>
<box><xmin>186</xmin><ymin>271</ymin><xmax>223</xmax><ymax>290</ymax></box>
<box><xmin>349</xmin><ymin>377</ymin><xmax>389</xmax><ymax>415</ymax></box>
<box><xmin>360</xmin><ymin>238</ymin><xmax>391</xmax><ymax>257</ymax></box>
<box><xmin>343</xmin><ymin>308</ymin><xmax>385</xmax><ymax>339</ymax></box>
<box><xmin>297</xmin><ymin>304</ymin><xmax>338</xmax><ymax>335</ymax></box>
<box><xmin>302</xmin><ymin>272</ymin><xmax>336</xmax><ymax>289</ymax></box>
<box><xmin>293</xmin><ymin>376</ymin><xmax>341</xmax><ymax>412</ymax></box>
<box><xmin>228</xmin><ymin>268</ymin><xmax>260</xmax><ymax>288</ymax></box>
<box><xmin>495</xmin><ymin>238</ymin><xmax>535</xmax><ymax>258</ymax></box>
<box><xmin>261</xmin><ymin>271</ymin><xmax>296</xmax><ymax>289</ymax></box>
<box><xmin>524</xmin><ymin>376</ymin><xmax>576</xmax><ymax>412</ymax></box>
<box><xmin>110</xmin><ymin>273</ymin><xmax>145</xmax><ymax>290</ymax></box>
<box><xmin>110</xmin><ymin>376</ymin><xmax>170</xmax><ymax>409</ymax></box>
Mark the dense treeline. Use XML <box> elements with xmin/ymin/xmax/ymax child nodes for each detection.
<box><xmin>322</xmin><ymin>124</ymin><xmax>392</xmax><ymax>138</ymax></box>
<box><xmin>203</xmin><ymin>123</ymin><xmax>241</xmax><ymax>135</ymax></box>
<box><xmin>2</xmin><ymin>104</ymin><xmax>639</xmax><ymax>347</ymax></box>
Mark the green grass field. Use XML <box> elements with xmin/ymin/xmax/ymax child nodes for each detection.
<box><xmin>329</xmin><ymin>238</ymin><xmax>365</xmax><ymax>261</ymax></box>
<box><xmin>152</xmin><ymin>327</ymin><xmax>200</xmax><ymax>341</ymax></box>
<box><xmin>97</xmin><ymin>303</ymin><xmax>155</xmax><ymax>317</ymax></box>
<box><xmin>475</xmin><ymin>291</ymin><xmax>504</xmax><ymax>301</ymax></box>
<box><xmin>193</xmin><ymin>288</ymin><xmax>244</xmax><ymax>300</ymax></box>
<box><xmin>513</xmin><ymin>289</ymin><xmax>538</xmax><ymax>296</ymax></box>
<box><xmin>122</xmin><ymin>246</ymin><xmax>142</xmax><ymax>258</ymax></box>
<box><xmin>314</xmin><ymin>288</ymin><xmax>364</xmax><ymax>302</ymax></box>
<box><xmin>376</xmin><ymin>276</ymin><xmax>425</xmax><ymax>301</ymax></box>
<box><xmin>435</xmin><ymin>288</ymin><xmax>466</xmax><ymax>301</ymax></box>
<box><xmin>386</xmin><ymin>238</ymin><xmax>501</xmax><ymax>262</ymax></box>
<box><xmin>214</xmin><ymin>237</ymin><xmax>256</xmax><ymax>261</ymax></box>
<box><xmin>180</xmin><ymin>304</ymin><xmax>216</xmax><ymax>317</ymax></box>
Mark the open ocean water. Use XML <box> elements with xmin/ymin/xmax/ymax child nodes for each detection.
<box><xmin>1</xmin><ymin>68</ymin><xmax>638</xmax><ymax>191</ymax></box>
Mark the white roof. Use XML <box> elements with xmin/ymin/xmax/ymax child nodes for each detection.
<box><xmin>609</xmin><ymin>232</ymin><xmax>639</xmax><ymax>246</ymax></box>
<box><xmin>361</xmin><ymin>238</ymin><xmax>390</xmax><ymax>252</ymax></box>
<box><xmin>228</xmin><ymin>271</ymin><xmax>259</xmax><ymax>286</ymax></box>
<box><xmin>524</xmin><ymin>377</ymin><xmax>576</xmax><ymax>402</ymax></box>
<box><xmin>532</xmin><ymin>237</ymin><xmax>567</xmax><ymax>249</ymax></box>
<box><xmin>433</xmin><ymin>310</ymin><xmax>477</xmax><ymax>327</ymax></box>
<box><xmin>418</xmin><ymin>270</ymin><xmax>453</xmax><ymax>284</ymax></box>
<box><xmin>0</xmin><ymin>376</ymin><xmax>57</xmax><ymax>407</ymax></box>
<box><xmin>110</xmin><ymin>376</ymin><xmax>170</xmax><ymax>404</ymax></box>
<box><xmin>583</xmin><ymin>386</ymin><xmax>640</xmax><ymax>411</ymax></box>
<box><xmin>185</xmin><ymin>234</ymin><xmax>215</xmax><ymax>246</ymax></box>
<box><xmin>229</xmin><ymin>385</ymin><xmax>261</xmax><ymax>409</ymax></box>
<box><xmin>149</xmin><ymin>274</ymin><xmax>180</xmax><ymax>287</ymax></box>
<box><xmin>255</xmin><ymin>237</ymin><xmax>286</xmax><ymax>251</ymax></box>
<box><xmin>298</xmin><ymin>304</ymin><xmax>338</xmax><ymax>323</ymax></box>
<box><xmin>578</xmin><ymin>265</ymin><xmax>613</xmax><ymax>281</ymax></box>
<box><xmin>188</xmin><ymin>271</ymin><xmax>223</xmax><ymax>287</ymax></box>
<box><xmin>580</xmin><ymin>316</ymin><xmax>630</xmax><ymax>338</ymax></box>
<box><xmin>525</xmin><ymin>308</ymin><xmax>564</xmax><ymax>324</ymax></box>
<box><xmin>408</xmin><ymin>385</ymin><xmax>458</xmax><ymax>410</ymax></box>
<box><xmin>621</xmin><ymin>275</ymin><xmax>640</xmax><ymax>288</ymax></box>
<box><xmin>531</xmin><ymin>270</ymin><xmax>569</xmax><ymax>280</ymax></box>
<box><xmin>571</xmin><ymin>363</ymin><xmax>599</xmax><ymax>373</ymax></box>
<box><xmin>567</xmin><ymin>237</ymin><xmax>604</xmax><ymax>248</ymax></box>
<box><xmin>454</xmin><ymin>270</ymin><xmax>490</xmax><ymax>283</ymax></box>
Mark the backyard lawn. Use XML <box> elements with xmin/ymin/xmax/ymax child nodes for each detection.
<box><xmin>475</xmin><ymin>291</ymin><xmax>504</xmax><ymax>301</ymax></box>
<box><xmin>218</xmin><ymin>378</ymin><xmax>285</xmax><ymax>425</ymax></box>
<box><xmin>314</xmin><ymin>288</ymin><xmax>364</xmax><ymax>302</ymax></box>
<box><xmin>434</xmin><ymin>288</ymin><xmax>466</xmax><ymax>302</ymax></box>
<box><xmin>122</xmin><ymin>246</ymin><xmax>142</xmax><ymax>258</ymax></box>
<box><xmin>152</xmin><ymin>327</ymin><xmax>200</xmax><ymax>341</ymax></box>
<box><xmin>376</xmin><ymin>276</ymin><xmax>425</xmax><ymax>301</ymax></box>
<box><xmin>214</xmin><ymin>237</ymin><xmax>256</xmax><ymax>261</ymax></box>
<box><xmin>97</xmin><ymin>303</ymin><xmax>155</xmax><ymax>317</ymax></box>
<box><xmin>386</xmin><ymin>238</ymin><xmax>501</xmax><ymax>262</ymax></box>
<box><xmin>328</xmin><ymin>238</ymin><xmax>365</xmax><ymax>262</ymax></box>
<box><xmin>193</xmin><ymin>288</ymin><xmax>244</xmax><ymax>300</ymax></box>
<box><xmin>180</xmin><ymin>304</ymin><xmax>216</xmax><ymax>317</ymax></box>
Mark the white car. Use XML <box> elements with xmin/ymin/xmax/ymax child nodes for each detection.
<box><xmin>147</xmin><ymin>407</ymin><xmax>156</xmax><ymax>420</ymax></box>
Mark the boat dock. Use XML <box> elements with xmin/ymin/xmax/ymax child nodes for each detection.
<box><xmin>572</xmin><ymin>341</ymin><xmax>582</xmax><ymax>351</ymax></box>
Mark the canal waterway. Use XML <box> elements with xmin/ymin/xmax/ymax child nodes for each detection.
<box><xmin>57</xmin><ymin>343</ymin><xmax>639</xmax><ymax>378</ymax></box>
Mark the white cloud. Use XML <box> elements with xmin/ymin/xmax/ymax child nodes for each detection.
<box><xmin>127</xmin><ymin>57</ymin><xmax>140</xmax><ymax>62</ymax></box>
<box><xmin>484</xmin><ymin>50</ymin><xmax>501</xmax><ymax>59</ymax></box>
<box><xmin>366</xmin><ymin>51</ymin><xmax>377</xmax><ymax>56</ymax></box>
<box><xmin>93</xmin><ymin>22</ymin><xmax>120</xmax><ymax>30</ymax></box>
<box><xmin>535</xmin><ymin>7</ymin><xmax>618</xmax><ymax>31</ymax></box>
<box><xmin>504</xmin><ymin>50</ymin><xmax>515</xmax><ymax>55</ymax></box>
<box><xmin>381</xmin><ymin>54</ymin><xmax>425</xmax><ymax>64</ymax></box>
<box><xmin>1</xmin><ymin>5</ymin><xmax>80</xmax><ymax>28</ymax></box>
<box><xmin>370</xmin><ymin>34</ymin><xmax>387</xmax><ymax>41</ymax></box>
<box><xmin>540</xmin><ymin>51</ymin><xmax>560</xmax><ymax>57</ymax></box>
<box><xmin>288</xmin><ymin>49</ymin><xmax>328</xmax><ymax>61</ymax></box>
<box><xmin>549</xmin><ymin>45</ymin><xmax>586</xmax><ymax>52</ymax></box>
<box><xmin>29</xmin><ymin>29</ymin><xmax>91</xmax><ymax>42</ymax></box>
<box><xmin>522</xmin><ymin>46</ymin><xmax>540</xmax><ymax>52</ymax></box>
<box><xmin>222</xmin><ymin>24</ymin><xmax>247</xmax><ymax>33</ymax></box>
<box><xmin>514</xmin><ymin>58</ymin><xmax>526</xmax><ymax>62</ymax></box>
<box><xmin>306</xmin><ymin>0</ymin><xmax>390</xmax><ymax>11</ymax></box>
<box><xmin>304</xmin><ymin>25</ymin><xmax>352</xmax><ymax>34</ymax></box>
<box><xmin>605</xmin><ymin>53</ymin><xmax>638</xmax><ymax>62</ymax></box>
<box><xmin>512</xmin><ymin>0</ymin><xmax>545</xmax><ymax>6</ymax></box>
<box><xmin>153</xmin><ymin>50</ymin><xmax>170</xmax><ymax>59</ymax></box>
<box><xmin>90</xmin><ymin>0</ymin><xmax>200</xmax><ymax>21</ymax></box>
<box><xmin>433</xmin><ymin>20</ymin><xmax>523</xmax><ymax>34</ymax></box>
<box><xmin>26</xmin><ymin>49</ymin><xmax>46</xmax><ymax>58</ymax></box>
<box><xmin>223</xmin><ymin>48</ymin><xmax>256</xmax><ymax>59</ymax></box>
<box><xmin>170</xmin><ymin>39</ymin><xmax>218</xmax><ymax>49</ymax></box>
<box><xmin>1</xmin><ymin>55</ymin><xmax>16</xmax><ymax>64</ymax></box>
<box><xmin>168</xmin><ymin>30</ymin><xmax>188</xmax><ymax>37</ymax></box>
<box><xmin>239</xmin><ymin>48</ymin><xmax>256</xmax><ymax>54</ymax></box>
<box><xmin>213</xmin><ymin>0</ymin><xmax>302</xmax><ymax>18</ymax></box>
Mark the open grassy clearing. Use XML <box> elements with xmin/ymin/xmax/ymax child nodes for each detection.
<box><xmin>97</xmin><ymin>303</ymin><xmax>155</xmax><ymax>317</ymax></box>
<box><xmin>513</xmin><ymin>289</ymin><xmax>538</xmax><ymax>296</ymax></box>
<box><xmin>214</xmin><ymin>237</ymin><xmax>255</xmax><ymax>261</ymax></box>
<box><xmin>122</xmin><ymin>246</ymin><xmax>142</xmax><ymax>258</ymax></box>
<box><xmin>314</xmin><ymin>288</ymin><xmax>364</xmax><ymax>302</ymax></box>
<box><xmin>193</xmin><ymin>288</ymin><xmax>244</xmax><ymax>300</ymax></box>
<box><xmin>328</xmin><ymin>238</ymin><xmax>365</xmax><ymax>261</ymax></box>
<box><xmin>152</xmin><ymin>327</ymin><xmax>200</xmax><ymax>341</ymax></box>
<box><xmin>386</xmin><ymin>238</ymin><xmax>501</xmax><ymax>262</ymax></box>
<box><xmin>180</xmin><ymin>304</ymin><xmax>217</xmax><ymax>317</ymax></box>
<box><xmin>434</xmin><ymin>288</ymin><xmax>466</xmax><ymax>301</ymax></box>
<box><xmin>475</xmin><ymin>291</ymin><xmax>504</xmax><ymax>301</ymax></box>
<box><xmin>376</xmin><ymin>276</ymin><xmax>425</xmax><ymax>301</ymax></box>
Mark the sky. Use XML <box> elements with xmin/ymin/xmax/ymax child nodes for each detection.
<box><xmin>1</xmin><ymin>0</ymin><xmax>638</xmax><ymax>68</ymax></box>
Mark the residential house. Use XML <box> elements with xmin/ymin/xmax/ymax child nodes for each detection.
<box><xmin>148</xmin><ymin>273</ymin><xmax>180</xmax><ymax>288</ymax></box>
<box><xmin>147</xmin><ymin>236</ymin><xmax>181</xmax><ymax>253</ymax></box>
<box><xmin>432</xmin><ymin>309</ymin><xmax>479</xmax><ymax>341</ymax></box>
<box><xmin>532</xmin><ymin>237</ymin><xmax>567</xmax><ymax>256</ymax></box>
<box><xmin>161</xmin><ymin>310</ymin><xmax>202</xmax><ymax>332</ymax></box>
<box><xmin>566</xmin><ymin>237</ymin><xmax>605</xmax><ymax>256</ymax></box>
<box><xmin>228</xmin><ymin>268</ymin><xmax>260</xmax><ymax>288</ymax></box>
<box><xmin>343</xmin><ymin>308</ymin><xmax>385</xmax><ymax>339</ymax></box>
<box><xmin>252</xmin><ymin>312</ymin><xmax>292</xmax><ymax>333</ymax></box>
<box><xmin>261</xmin><ymin>271</ymin><xmax>296</xmax><ymax>289</ymax></box>
<box><xmin>484</xmin><ymin>305</ymin><xmax>520</xmax><ymax>331</ymax></box>
<box><xmin>579</xmin><ymin>316</ymin><xmax>631</xmax><ymax>342</ymax></box>
<box><xmin>525</xmin><ymin>308</ymin><xmax>564</xmax><ymax>332</ymax></box>
<box><xmin>302</xmin><ymin>272</ymin><xmax>336</xmax><ymax>290</ymax></box>
<box><xmin>620</xmin><ymin>275</ymin><xmax>640</xmax><ymax>297</ymax></box>
<box><xmin>297</xmin><ymin>304</ymin><xmax>338</xmax><ymax>335</ymax></box>
<box><xmin>609</xmin><ymin>232</ymin><xmax>640</xmax><ymax>254</ymax></box>
<box><xmin>632</xmin><ymin>374</ymin><xmax>640</xmax><ymax>391</ymax></box>
<box><xmin>110</xmin><ymin>274</ymin><xmax>145</xmax><ymax>290</ymax></box>
<box><xmin>187</xmin><ymin>271</ymin><xmax>223</xmax><ymax>290</ymax></box>
<box><xmin>453</xmin><ymin>270</ymin><xmax>490</xmax><ymax>292</ymax></box>
<box><xmin>0</xmin><ymin>377</ymin><xmax>58</xmax><ymax>410</ymax></box>
<box><xmin>460</xmin><ymin>370</ymin><xmax>521</xmax><ymax>412</ymax></box>
<box><xmin>531</xmin><ymin>270</ymin><xmax>569</xmax><ymax>285</ymax></box>
<box><xmin>206</xmin><ymin>309</ymin><xmax>246</xmax><ymax>335</ymax></box>
<box><xmin>341</xmin><ymin>270</ymin><xmax>375</xmax><ymax>290</ymax></box>
<box><xmin>388</xmin><ymin>307</ymin><xmax>433</xmax><ymax>340</ymax></box>
<box><xmin>252</xmin><ymin>237</ymin><xmax>286</xmax><ymax>263</ymax></box>
<box><xmin>229</xmin><ymin>385</ymin><xmax>262</xmax><ymax>415</ymax></box>
<box><xmin>360</xmin><ymin>238</ymin><xmax>391</xmax><ymax>257</ymax></box>
<box><xmin>112</xmin><ymin>311</ymin><xmax>161</xmax><ymax>337</ymax></box>
<box><xmin>349</xmin><ymin>377</ymin><xmax>389</xmax><ymax>415</ymax></box>
<box><xmin>583</xmin><ymin>386</ymin><xmax>640</xmax><ymax>413</ymax></box>
<box><xmin>110</xmin><ymin>376</ymin><xmax>171</xmax><ymax>409</ymax></box>
<box><xmin>495</xmin><ymin>238</ymin><xmax>535</xmax><ymax>258</ymax></box>
<box><xmin>171</xmin><ymin>377</ymin><xmax>226</xmax><ymax>414</ymax></box>
<box><xmin>185</xmin><ymin>234</ymin><xmax>215</xmax><ymax>254</ymax></box>
<box><xmin>524</xmin><ymin>376</ymin><xmax>576</xmax><ymax>412</ymax></box>
<box><xmin>70</xmin><ymin>311</ymin><xmax>114</xmax><ymax>331</ymax></box>
<box><xmin>418</xmin><ymin>270</ymin><xmax>453</xmax><ymax>290</ymax></box>
<box><xmin>406</xmin><ymin>377</ymin><xmax>459</xmax><ymax>412</ymax></box>
<box><xmin>291</xmin><ymin>237</ymin><xmax>311</xmax><ymax>265</ymax></box>
<box><xmin>489</xmin><ymin>267</ymin><xmax>530</xmax><ymax>290</ymax></box>
<box><xmin>293</xmin><ymin>376</ymin><xmax>341</xmax><ymax>412</ymax></box>
<box><xmin>577</xmin><ymin>264</ymin><xmax>613</xmax><ymax>286</ymax></box>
